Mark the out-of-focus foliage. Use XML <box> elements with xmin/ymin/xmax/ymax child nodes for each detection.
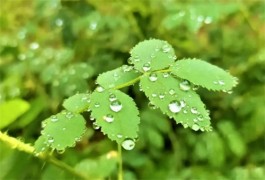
<box><xmin>0</xmin><ymin>0</ymin><xmax>264</xmax><ymax>179</ymax></box>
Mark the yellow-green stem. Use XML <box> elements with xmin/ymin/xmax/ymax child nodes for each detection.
<box><xmin>118</xmin><ymin>143</ymin><xmax>123</xmax><ymax>180</ymax></box>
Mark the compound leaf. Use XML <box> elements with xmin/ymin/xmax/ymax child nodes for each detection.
<box><xmin>170</xmin><ymin>58</ymin><xmax>238</xmax><ymax>91</ymax></box>
<box><xmin>140</xmin><ymin>72</ymin><xmax>211</xmax><ymax>131</ymax></box>
<box><xmin>63</xmin><ymin>93</ymin><xmax>90</xmax><ymax>113</ymax></box>
<box><xmin>89</xmin><ymin>89</ymin><xmax>140</xmax><ymax>144</ymax></box>
<box><xmin>41</xmin><ymin>111</ymin><xmax>86</xmax><ymax>151</ymax></box>
<box><xmin>96</xmin><ymin>65</ymin><xmax>140</xmax><ymax>89</ymax></box>
<box><xmin>129</xmin><ymin>39</ymin><xmax>176</xmax><ymax>73</ymax></box>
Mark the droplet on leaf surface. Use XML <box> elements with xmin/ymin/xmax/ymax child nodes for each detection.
<box><xmin>168</xmin><ymin>100</ymin><xmax>182</xmax><ymax>113</ymax></box>
<box><xmin>110</xmin><ymin>100</ymin><xmax>122</xmax><ymax>112</ymax></box>
<box><xmin>122</xmin><ymin>139</ymin><xmax>135</xmax><ymax>150</ymax></box>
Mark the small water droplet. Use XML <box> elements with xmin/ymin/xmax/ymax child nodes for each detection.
<box><xmin>57</xmin><ymin>149</ymin><xmax>65</xmax><ymax>154</ymax></box>
<box><xmin>159</xmin><ymin>93</ymin><xmax>165</xmax><ymax>99</ymax></box>
<box><xmin>198</xmin><ymin>114</ymin><xmax>203</xmax><ymax>121</ymax></box>
<box><xmin>110</xmin><ymin>100</ymin><xmax>122</xmax><ymax>112</ymax></box>
<box><xmin>183</xmin><ymin>123</ymin><xmax>189</xmax><ymax>128</ymax></box>
<box><xmin>96</xmin><ymin>86</ymin><xmax>104</xmax><ymax>92</ymax></box>
<box><xmin>109</xmin><ymin>94</ymin><xmax>117</xmax><ymax>102</ymax></box>
<box><xmin>127</xmin><ymin>57</ymin><xmax>133</xmax><ymax>64</ymax></box>
<box><xmin>122</xmin><ymin>139</ymin><xmax>135</xmax><ymax>150</ymax></box>
<box><xmin>218</xmin><ymin>80</ymin><xmax>225</xmax><ymax>85</ymax></box>
<box><xmin>94</xmin><ymin>102</ymin><xmax>100</xmax><ymax>108</ymax></box>
<box><xmin>117</xmin><ymin>134</ymin><xmax>123</xmax><ymax>139</ymax></box>
<box><xmin>151</xmin><ymin>93</ymin><xmax>157</xmax><ymax>97</ymax></box>
<box><xmin>169</xmin><ymin>89</ymin><xmax>175</xmax><ymax>95</ymax></box>
<box><xmin>179</xmin><ymin>80</ymin><xmax>191</xmax><ymax>91</ymax></box>
<box><xmin>192</xmin><ymin>124</ymin><xmax>200</xmax><ymax>131</ymax></box>
<box><xmin>93</xmin><ymin>122</ymin><xmax>100</xmax><ymax>130</ymax></box>
<box><xmin>204</xmin><ymin>16</ymin><xmax>213</xmax><ymax>24</ymax></box>
<box><xmin>142</xmin><ymin>63</ymin><xmax>151</xmax><ymax>72</ymax></box>
<box><xmin>90</xmin><ymin>117</ymin><xmax>95</xmax><ymax>121</ymax></box>
<box><xmin>66</xmin><ymin>112</ymin><xmax>74</xmax><ymax>119</ymax></box>
<box><xmin>47</xmin><ymin>137</ymin><xmax>54</xmax><ymax>143</ymax></box>
<box><xmin>191</xmin><ymin>107</ymin><xmax>198</xmax><ymax>114</ymax></box>
<box><xmin>149</xmin><ymin>73</ymin><xmax>158</xmax><ymax>82</ymax></box>
<box><xmin>104</xmin><ymin>114</ymin><xmax>114</xmax><ymax>123</ymax></box>
<box><xmin>192</xmin><ymin>85</ymin><xmax>199</xmax><ymax>91</ymax></box>
<box><xmin>213</xmin><ymin>81</ymin><xmax>218</xmax><ymax>84</ymax></box>
<box><xmin>50</xmin><ymin>115</ymin><xmax>58</xmax><ymax>122</ymax></box>
<box><xmin>168</xmin><ymin>100</ymin><xmax>182</xmax><ymax>113</ymax></box>
<box><xmin>163</xmin><ymin>72</ymin><xmax>169</xmax><ymax>78</ymax></box>
<box><xmin>122</xmin><ymin>65</ymin><xmax>133</xmax><ymax>72</ymax></box>
<box><xmin>183</xmin><ymin>109</ymin><xmax>188</xmax><ymax>114</ymax></box>
<box><xmin>134</xmin><ymin>55</ymin><xmax>140</xmax><ymax>62</ymax></box>
<box><xmin>162</xmin><ymin>44</ymin><xmax>171</xmax><ymax>53</ymax></box>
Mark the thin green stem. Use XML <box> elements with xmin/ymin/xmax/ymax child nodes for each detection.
<box><xmin>0</xmin><ymin>131</ymin><xmax>89</xmax><ymax>180</ymax></box>
<box><xmin>117</xmin><ymin>143</ymin><xmax>123</xmax><ymax>180</ymax></box>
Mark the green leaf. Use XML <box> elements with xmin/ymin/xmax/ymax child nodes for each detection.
<box><xmin>140</xmin><ymin>72</ymin><xmax>211</xmax><ymax>131</ymax></box>
<box><xmin>170</xmin><ymin>58</ymin><xmax>238</xmax><ymax>91</ymax></box>
<box><xmin>89</xmin><ymin>89</ymin><xmax>140</xmax><ymax>144</ymax></box>
<box><xmin>41</xmin><ymin>111</ymin><xmax>86</xmax><ymax>151</ymax></box>
<box><xmin>0</xmin><ymin>99</ymin><xmax>30</xmax><ymax>129</ymax></box>
<box><xmin>75</xmin><ymin>153</ymin><xmax>117</xmax><ymax>179</ymax></box>
<box><xmin>129</xmin><ymin>39</ymin><xmax>176</xmax><ymax>72</ymax></box>
<box><xmin>96</xmin><ymin>65</ymin><xmax>140</xmax><ymax>89</ymax></box>
<box><xmin>63</xmin><ymin>93</ymin><xmax>90</xmax><ymax>113</ymax></box>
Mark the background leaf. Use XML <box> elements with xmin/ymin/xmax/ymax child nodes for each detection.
<box><xmin>0</xmin><ymin>99</ymin><xmax>30</xmax><ymax>129</ymax></box>
<box><xmin>89</xmin><ymin>89</ymin><xmax>140</xmax><ymax>145</ymax></box>
<box><xmin>170</xmin><ymin>58</ymin><xmax>238</xmax><ymax>91</ymax></box>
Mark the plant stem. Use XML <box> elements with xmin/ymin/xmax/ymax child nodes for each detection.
<box><xmin>117</xmin><ymin>143</ymin><xmax>123</xmax><ymax>180</ymax></box>
<box><xmin>0</xmin><ymin>131</ymin><xmax>89</xmax><ymax>180</ymax></box>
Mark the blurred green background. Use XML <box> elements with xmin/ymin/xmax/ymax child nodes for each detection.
<box><xmin>0</xmin><ymin>0</ymin><xmax>264</xmax><ymax>179</ymax></box>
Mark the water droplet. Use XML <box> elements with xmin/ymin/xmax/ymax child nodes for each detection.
<box><xmin>122</xmin><ymin>139</ymin><xmax>135</xmax><ymax>150</ymax></box>
<box><xmin>150</xmin><ymin>54</ymin><xmax>155</xmax><ymax>58</ymax></box>
<box><xmin>198</xmin><ymin>114</ymin><xmax>204</xmax><ymax>121</ymax></box>
<box><xmin>148</xmin><ymin>102</ymin><xmax>157</xmax><ymax>109</ymax></box>
<box><xmin>117</xmin><ymin>134</ymin><xmax>123</xmax><ymax>139</ymax></box>
<box><xmin>172</xmin><ymin>55</ymin><xmax>177</xmax><ymax>60</ymax></box>
<box><xmin>191</xmin><ymin>107</ymin><xmax>198</xmax><ymax>114</ymax></box>
<box><xmin>179</xmin><ymin>80</ymin><xmax>191</xmax><ymax>91</ymax></box>
<box><xmin>93</xmin><ymin>122</ymin><xmax>100</xmax><ymax>130</ymax></box>
<box><xmin>213</xmin><ymin>81</ymin><xmax>218</xmax><ymax>84</ymax></box>
<box><xmin>163</xmin><ymin>72</ymin><xmax>169</xmax><ymax>78</ymax></box>
<box><xmin>55</xmin><ymin>18</ymin><xmax>64</xmax><ymax>26</ymax></box>
<box><xmin>192</xmin><ymin>124</ymin><xmax>200</xmax><ymax>131</ymax></box>
<box><xmin>204</xmin><ymin>16</ymin><xmax>213</xmax><ymax>24</ymax></box>
<box><xmin>110</xmin><ymin>100</ymin><xmax>122</xmax><ymax>112</ymax></box>
<box><xmin>142</xmin><ymin>63</ymin><xmax>151</xmax><ymax>72</ymax></box>
<box><xmin>81</xmin><ymin>96</ymin><xmax>89</xmax><ymax>102</ymax></box>
<box><xmin>122</xmin><ymin>65</ymin><xmax>133</xmax><ymax>72</ymax></box>
<box><xmin>90</xmin><ymin>117</ymin><xmax>95</xmax><ymax>121</ymax></box>
<box><xmin>183</xmin><ymin>109</ymin><xmax>188</xmax><ymax>114</ymax></box>
<box><xmin>104</xmin><ymin>114</ymin><xmax>114</xmax><ymax>123</ymax></box>
<box><xmin>193</xmin><ymin>118</ymin><xmax>198</xmax><ymax>122</ymax></box>
<box><xmin>47</xmin><ymin>137</ymin><xmax>54</xmax><ymax>143</ymax></box>
<box><xmin>192</xmin><ymin>85</ymin><xmax>199</xmax><ymax>91</ymax></box>
<box><xmin>96</xmin><ymin>86</ymin><xmax>104</xmax><ymax>92</ymax></box>
<box><xmin>94</xmin><ymin>102</ymin><xmax>100</xmax><ymax>108</ymax></box>
<box><xmin>109</xmin><ymin>94</ymin><xmax>117</xmax><ymax>102</ymax></box>
<box><xmin>183</xmin><ymin>123</ymin><xmax>189</xmax><ymax>128</ymax></box>
<box><xmin>50</xmin><ymin>115</ymin><xmax>58</xmax><ymax>122</ymax></box>
<box><xmin>162</xmin><ymin>44</ymin><xmax>171</xmax><ymax>53</ymax></box>
<box><xmin>151</xmin><ymin>93</ymin><xmax>157</xmax><ymax>97</ymax></box>
<box><xmin>127</xmin><ymin>57</ymin><xmax>133</xmax><ymax>64</ymax></box>
<box><xmin>180</xmin><ymin>100</ymin><xmax>186</xmax><ymax>107</ymax></box>
<box><xmin>57</xmin><ymin>149</ymin><xmax>65</xmax><ymax>154</ymax></box>
<box><xmin>159</xmin><ymin>93</ymin><xmax>165</xmax><ymax>99</ymax></box>
<box><xmin>168</xmin><ymin>100</ymin><xmax>182</xmax><ymax>113</ymax></box>
<box><xmin>134</xmin><ymin>55</ymin><xmax>140</xmax><ymax>62</ymax></box>
<box><xmin>149</xmin><ymin>73</ymin><xmax>158</xmax><ymax>82</ymax></box>
<box><xmin>66</xmin><ymin>112</ymin><xmax>74</xmax><ymax>119</ymax></box>
<box><xmin>218</xmin><ymin>80</ymin><xmax>225</xmax><ymax>85</ymax></box>
<box><xmin>169</xmin><ymin>89</ymin><xmax>175</xmax><ymax>95</ymax></box>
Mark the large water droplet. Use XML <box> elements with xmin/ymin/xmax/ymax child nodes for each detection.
<box><xmin>142</xmin><ymin>63</ymin><xmax>151</xmax><ymax>72</ymax></box>
<box><xmin>109</xmin><ymin>94</ymin><xmax>117</xmax><ymax>102</ymax></box>
<box><xmin>149</xmin><ymin>73</ymin><xmax>158</xmax><ymax>82</ymax></box>
<box><xmin>192</xmin><ymin>124</ymin><xmax>200</xmax><ymax>131</ymax></box>
<box><xmin>191</xmin><ymin>107</ymin><xmax>198</xmax><ymax>114</ymax></box>
<box><xmin>110</xmin><ymin>100</ymin><xmax>122</xmax><ymax>112</ymax></box>
<box><xmin>122</xmin><ymin>139</ymin><xmax>135</xmax><ymax>150</ymax></box>
<box><xmin>50</xmin><ymin>115</ymin><xmax>58</xmax><ymax>122</ymax></box>
<box><xmin>179</xmin><ymin>80</ymin><xmax>191</xmax><ymax>91</ymax></box>
<box><xmin>168</xmin><ymin>100</ymin><xmax>182</xmax><ymax>113</ymax></box>
<box><xmin>104</xmin><ymin>114</ymin><xmax>114</xmax><ymax>123</ymax></box>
